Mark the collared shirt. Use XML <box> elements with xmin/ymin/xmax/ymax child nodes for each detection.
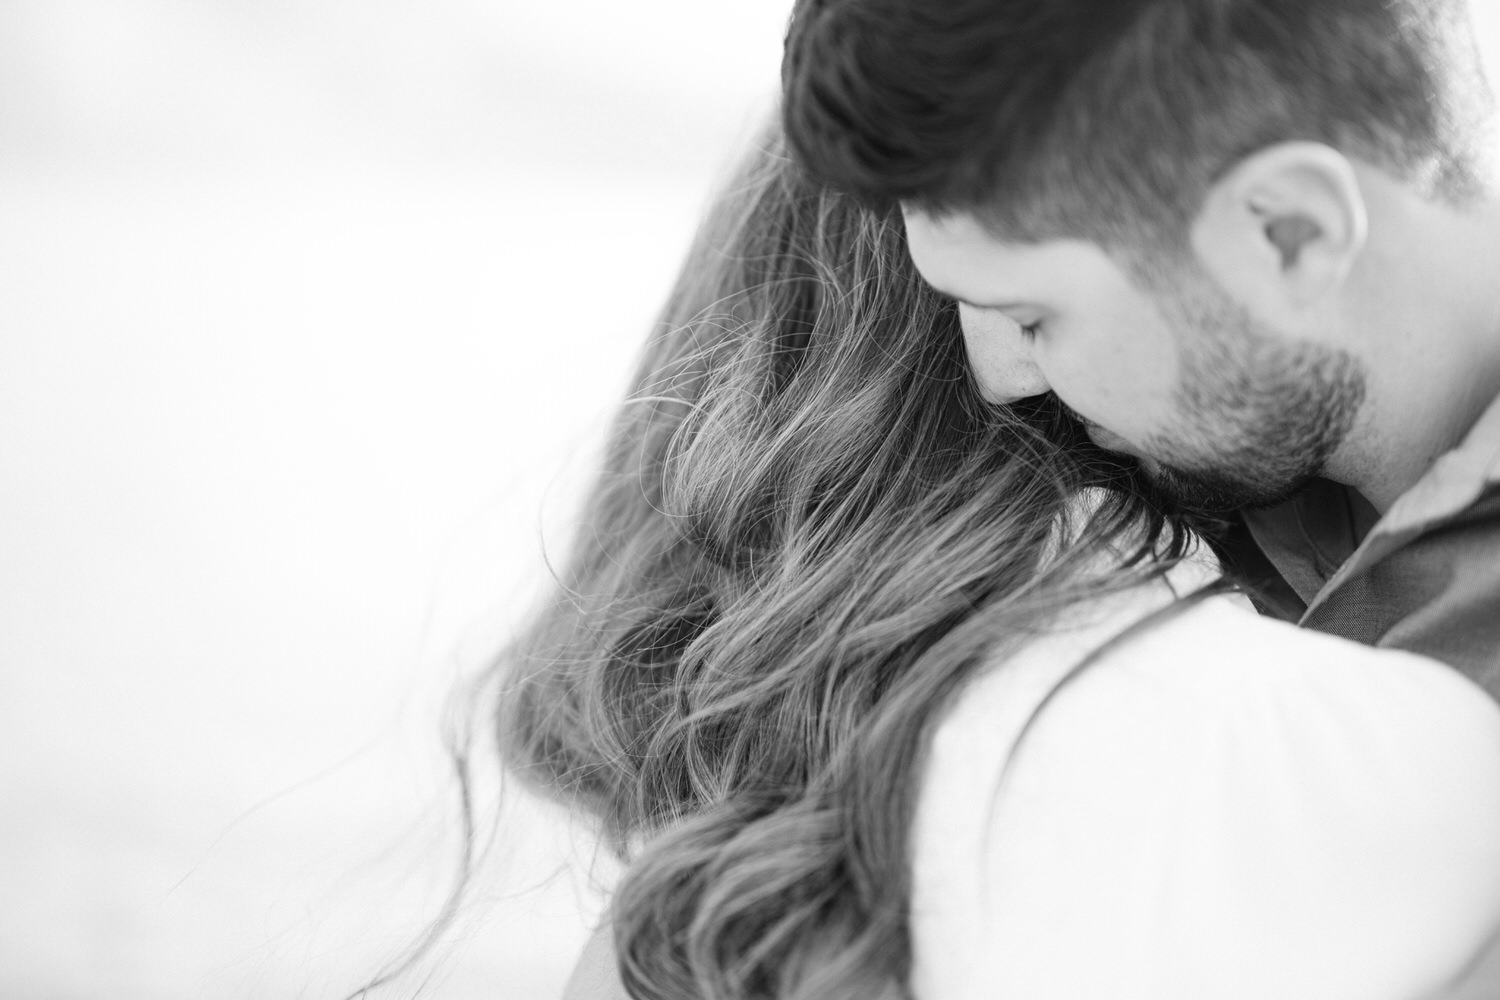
<box><xmin>1236</xmin><ymin>393</ymin><xmax>1500</xmax><ymax>699</ymax></box>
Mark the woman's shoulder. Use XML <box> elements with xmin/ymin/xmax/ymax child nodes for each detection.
<box><xmin>911</xmin><ymin>591</ymin><xmax>1500</xmax><ymax>1000</ymax></box>
<box><xmin>1038</xmin><ymin>593</ymin><xmax>1498</xmax><ymax>739</ymax></box>
<box><xmin>927</xmin><ymin>588</ymin><xmax>1500</xmax><ymax>784</ymax></box>
<box><xmin>981</xmin><ymin>596</ymin><xmax>1500</xmax><ymax>853</ymax></box>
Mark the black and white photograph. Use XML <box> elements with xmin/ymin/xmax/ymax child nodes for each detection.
<box><xmin>5</xmin><ymin>2</ymin><xmax>1500</xmax><ymax>998</ymax></box>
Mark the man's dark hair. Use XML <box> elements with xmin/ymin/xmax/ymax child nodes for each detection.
<box><xmin>783</xmin><ymin>0</ymin><xmax>1492</xmax><ymax>252</ymax></box>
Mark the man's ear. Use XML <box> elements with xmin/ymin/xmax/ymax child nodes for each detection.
<box><xmin>1190</xmin><ymin>142</ymin><xmax>1368</xmax><ymax>309</ymax></box>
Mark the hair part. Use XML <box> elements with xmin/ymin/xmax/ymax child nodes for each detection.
<box><xmin>783</xmin><ymin>0</ymin><xmax>1495</xmax><ymax>255</ymax></box>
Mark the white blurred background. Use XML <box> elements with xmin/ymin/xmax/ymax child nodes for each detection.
<box><xmin>0</xmin><ymin>2</ymin><xmax>787</xmax><ymax>997</ymax></box>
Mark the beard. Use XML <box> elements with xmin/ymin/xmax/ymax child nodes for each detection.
<box><xmin>1130</xmin><ymin>275</ymin><xmax>1367</xmax><ymax>515</ymax></box>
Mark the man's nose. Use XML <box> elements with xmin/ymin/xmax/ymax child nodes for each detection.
<box><xmin>957</xmin><ymin>305</ymin><xmax>1051</xmax><ymax>404</ymax></box>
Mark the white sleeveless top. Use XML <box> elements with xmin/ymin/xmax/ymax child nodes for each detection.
<box><xmin>909</xmin><ymin>580</ymin><xmax>1500</xmax><ymax>1000</ymax></box>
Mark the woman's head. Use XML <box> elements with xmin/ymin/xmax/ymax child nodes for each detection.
<box><xmin>497</xmin><ymin>119</ymin><xmax>1191</xmax><ymax>999</ymax></box>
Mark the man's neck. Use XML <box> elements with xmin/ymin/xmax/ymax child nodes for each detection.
<box><xmin>1340</xmin><ymin>184</ymin><xmax>1500</xmax><ymax>513</ymax></box>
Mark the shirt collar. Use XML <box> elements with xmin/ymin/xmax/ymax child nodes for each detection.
<box><xmin>1309</xmin><ymin>391</ymin><xmax>1500</xmax><ymax>605</ymax></box>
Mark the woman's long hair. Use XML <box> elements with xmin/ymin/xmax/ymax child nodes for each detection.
<box><xmin>496</xmin><ymin>122</ymin><xmax>1192</xmax><ymax>999</ymax></box>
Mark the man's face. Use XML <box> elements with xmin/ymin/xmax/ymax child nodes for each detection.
<box><xmin>903</xmin><ymin>207</ymin><xmax>1366</xmax><ymax>512</ymax></box>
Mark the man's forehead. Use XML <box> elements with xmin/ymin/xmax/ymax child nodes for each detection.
<box><xmin>900</xmin><ymin>203</ymin><xmax>1006</xmax><ymax>249</ymax></box>
<box><xmin>901</xmin><ymin>206</ymin><xmax>1131</xmax><ymax>311</ymax></box>
<box><xmin>901</xmin><ymin>204</ymin><xmax>1034</xmax><ymax>302</ymax></box>
<box><xmin>900</xmin><ymin>205</ymin><xmax>1056</xmax><ymax>307</ymax></box>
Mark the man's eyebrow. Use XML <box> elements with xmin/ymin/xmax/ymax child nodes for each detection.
<box><xmin>918</xmin><ymin>278</ymin><xmax>1033</xmax><ymax>313</ymax></box>
<box><xmin>939</xmin><ymin>291</ymin><xmax>1031</xmax><ymax>313</ymax></box>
